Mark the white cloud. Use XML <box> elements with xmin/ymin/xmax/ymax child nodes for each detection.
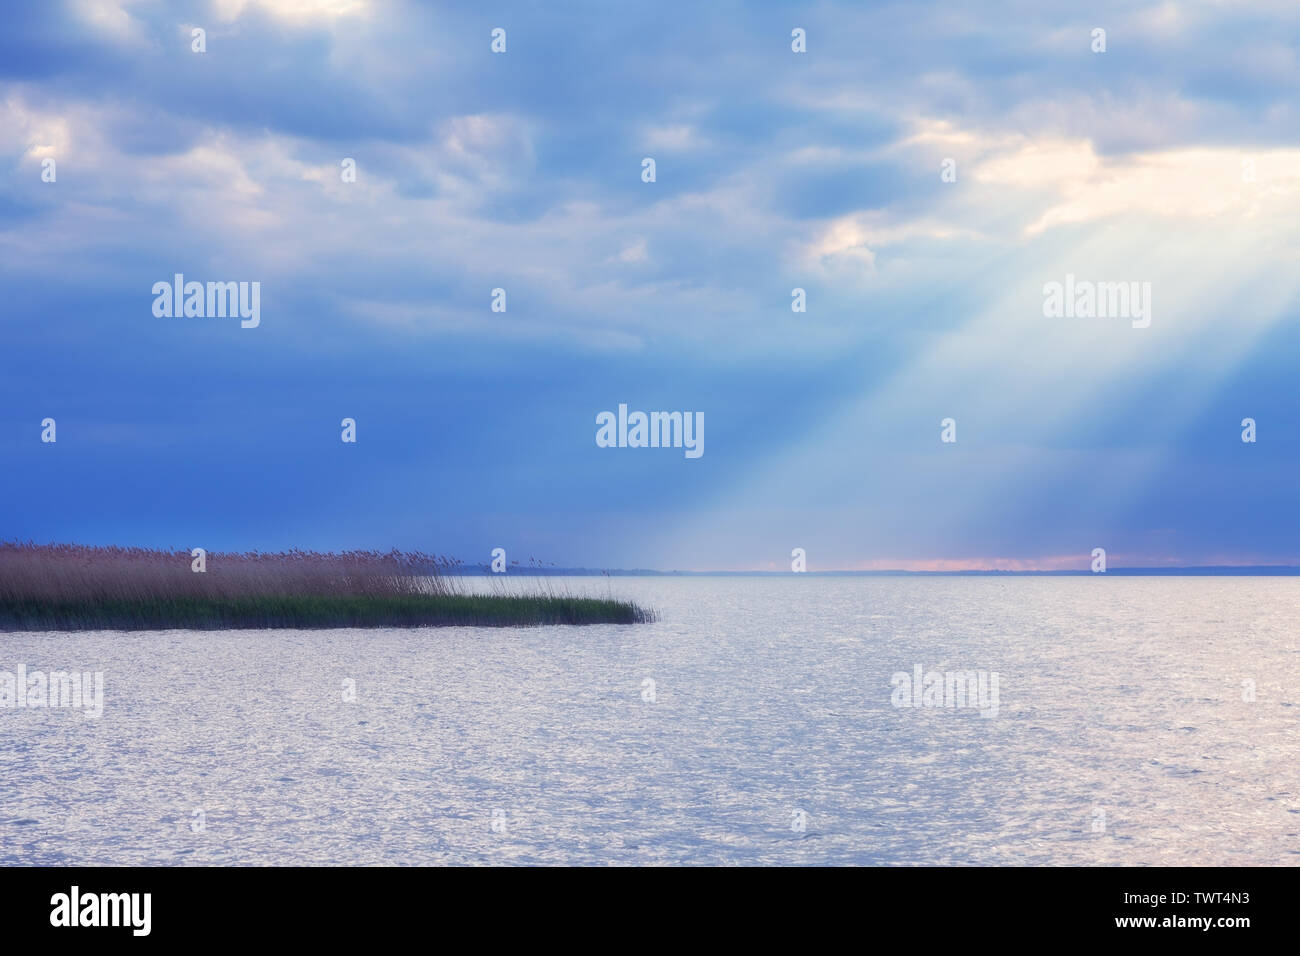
<box><xmin>72</xmin><ymin>0</ymin><xmax>149</xmax><ymax>46</ymax></box>
<box><xmin>211</xmin><ymin>0</ymin><xmax>369</xmax><ymax>23</ymax></box>
<box><xmin>642</xmin><ymin>124</ymin><xmax>703</xmax><ymax>151</ymax></box>
<box><xmin>972</xmin><ymin>139</ymin><xmax>1300</xmax><ymax>235</ymax></box>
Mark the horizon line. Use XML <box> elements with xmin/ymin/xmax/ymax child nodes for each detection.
<box><xmin>479</xmin><ymin>565</ymin><xmax>1300</xmax><ymax>576</ymax></box>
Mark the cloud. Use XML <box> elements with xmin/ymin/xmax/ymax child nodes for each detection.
<box><xmin>72</xmin><ymin>0</ymin><xmax>149</xmax><ymax>46</ymax></box>
<box><xmin>211</xmin><ymin>0</ymin><xmax>370</xmax><ymax>24</ymax></box>
<box><xmin>4</xmin><ymin>0</ymin><xmax>1300</xmax><ymax>564</ymax></box>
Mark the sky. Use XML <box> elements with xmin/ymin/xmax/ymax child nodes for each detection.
<box><xmin>2</xmin><ymin>0</ymin><xmax>1299</xmax><ymax>571</ymax></box>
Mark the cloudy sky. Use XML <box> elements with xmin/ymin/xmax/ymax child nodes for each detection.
<box><xmin>2</xmin><ymin>0</ymin><xmax>1299</xmax><ymax>570</ymax></box>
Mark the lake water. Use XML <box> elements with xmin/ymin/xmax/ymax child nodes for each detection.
<box><xmin>1</xmin><ymin>576</ymin><xmax>1297</xmax><ymax>865</ymax></box>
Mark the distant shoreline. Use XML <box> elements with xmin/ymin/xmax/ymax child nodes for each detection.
<box><xmin>455</xmin><ymin>566</ymin><xmax>1300</xmax><ymax>577</ymax></box>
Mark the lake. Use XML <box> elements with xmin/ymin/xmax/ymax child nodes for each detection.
<box><xmin>1</xmin><ymin>576</ymin><xmax>1296</xmax><ymax>865</ymax></box>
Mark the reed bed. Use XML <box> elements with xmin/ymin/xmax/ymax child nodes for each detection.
<box><xmin>0</xmin><ymin>542</ymin><xmax>654</xmax><ymax>630</ymax></box>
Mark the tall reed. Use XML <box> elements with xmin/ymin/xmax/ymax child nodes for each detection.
<box><xmin>0</xmin><ymin>542</ymin><xmax>654</xmax><ymax>629</ymax></box>
<box><xmin>0</xmin><ymin>542</ymin><xmax>462</xmax><ymax>601</ymax></box>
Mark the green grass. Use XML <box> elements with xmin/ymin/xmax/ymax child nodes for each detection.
<box><xmin>0</xmin><ymin>593</ymin><xmax>655</xmax><ymax>630</ymax></box>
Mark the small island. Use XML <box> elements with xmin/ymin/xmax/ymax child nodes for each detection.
<box><xmin>0</xmin><ymin>543</ymin><xmax>654</xmax><ymax>630</ymax></box>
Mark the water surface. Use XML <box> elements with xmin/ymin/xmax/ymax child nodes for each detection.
<box><xmin>1</xmin><ymin>577</ymin><xmax>1296</xmax><ymax>864</ymax></box>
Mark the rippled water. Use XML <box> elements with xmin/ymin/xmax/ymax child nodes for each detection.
<box><xmin>1</xmin><ymin>577</ymin><xmax>1297</xmax><ymax>865</ymax></box>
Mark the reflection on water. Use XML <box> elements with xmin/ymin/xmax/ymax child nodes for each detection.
<box><xmin>1</xmin><ymin>577</ymin><xmax>1296</xmax><ymax>865</ymax></box>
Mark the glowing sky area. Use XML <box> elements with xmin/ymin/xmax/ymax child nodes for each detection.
<box><xmin>2</xmin><ymin>1</ymin><xmax>1299</xmax><ymax>570</ymax></box>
